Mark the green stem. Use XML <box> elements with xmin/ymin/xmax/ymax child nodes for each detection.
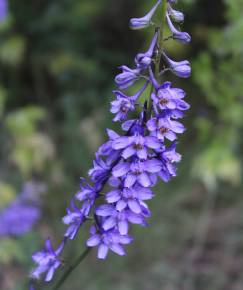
<box><xmin>155</xmin><ymin>0</ymin><xmax>167</xmax><ymax>80</ymax></box>
<box><xmin>52</xmin><ymin>247</ymin><xmax>92</xmax><ymax>290</ymax></box>
<box><xmin>147</xmin><ymin>0</ymin><xmax>167</xmax><ymax>116</ymax></box>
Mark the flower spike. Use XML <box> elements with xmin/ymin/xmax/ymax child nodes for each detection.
<box><xmin>30</xmin><ymin>0</ymin><xmax>192</xmax><ymax>285</ymax></box>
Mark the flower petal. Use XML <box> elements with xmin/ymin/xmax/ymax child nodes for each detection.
<box><xmin>95</xmin><ymin>205</ymin><xmax>114</xmax><ymax>217</ymax></box>
<box><xmin>137</xmin><ymin>173</ymin><xmax>151</xmax><ymax>187</ymax></box>
<box><xmin>98</xmin><ymin>244</ymin><xmax>109</xmax><ymax>259</ymax></box>
<box><xmin>118</xmin><ymin>220</ymin><xmax>129</xmax><ymax>235</ymax></box>
<box><xmin>87</xmin><ymin>234</ymin><xmax>101</xmax><ymax>247</ymax></box>
<box><xmin>110</xmin><ymin>244</ymin><xmax>125</xmax><ymax>256</ymax></box>
<box><xmin>124</xmin><ymin>173</ymin><xmax>137</xmax><ymax>188</ymax></box>
<box><xmin>145</xmin><ymin>159</ymin><xmax>162</xmax><ymax>173</ymax></box>
<box><xmin>112</xmin><ymin>162</ymin><xmax>130</xmax><ymax>177</ymax></box>
<box><xmin>128</xmin><ymin>199</ymin><xmax>141</xmax><ymax>214</ymax></box>
<box><xmin>112</xmin><ymin>137</ymin><xmax>130</xmax><ymax>150</ymax></box>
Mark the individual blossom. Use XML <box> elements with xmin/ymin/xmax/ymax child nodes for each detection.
<box><xmin>110</xmin><ymin>92</ymin><xmax>135</xmax><ymax>122</ymax></box>
<box><xmin>106</xmin><ymin>184</ymin><xmax>154</xmax><ymax>214</ymax></box>
<box><xmin>152</xmin><ymin>81</ymin><xmax>190</xmax><ymax>111</ymax></box>
<box><xmin>157</xmin><ymin>143</ymin><xmax>182</xmax><ymax>182</ymax></box>
<box><xmin>147</xmin><ymin>114</ymin><xmax>185</xmax><ymax>142</ymax></box>
<box><xmin>63</xmin><ymin>201</ymin><xmax>87</xmax><ymax>240</ymax></box>
<box><xmin>95</xmin><ymin>205</ymin><xmax>147</xmax><ymax>235</ymax></box>
<box><xmin>166</xmin><ymin>13</ymin><xmax>191</xmax><ymax>44</ymax></box>
<box><xmin>31</xmin><ymin>239</ymin><xmax>64</xmax><ymax>282</ymax></box>
<box><xmin>75</xmin><ymin>179</ymin><xmax>97</xmax><ymax>215</ymax></box>
<box><xmin>111</xmin><ymin>81</ymin><xmax>148</xmax><ymax>122</ymax></box>
<box><xmin>130</xmin><ymin>0</ymin><xmax>161</xmax><ymax>30</ymax></box>
<box><xmin>88</xmin><ymin>155</ymin><xmax>111</xmax><ymax>190</ymax></box>
<box><xmin>112</xmin><ymin>158</ymin><xmax>162</xmax><ymax>188</ymax></box>
<box><xmin>112</xmin><ymin>132</ymin><xmax>161</xmax><ymax>160</ymax></box>
<box><xmin>86</xmin><ymin>225</ymin><xmax>133</xmax><ymax>259</ymax></box>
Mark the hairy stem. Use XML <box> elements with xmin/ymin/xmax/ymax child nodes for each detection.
<box><xmin>155</xmin><ymin>0</ymin><xmax>167</xmax><ymax>79</ymax></box>
<box><xmin>52</xmin><ymin>247</ymin><xmax>92</xmax><ymax>290</ymax></box>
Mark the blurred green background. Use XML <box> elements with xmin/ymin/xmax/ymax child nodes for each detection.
<box><xmin>0</xmin><ymin>0</ymin><xmax>243</xmax><ymax>289</ymax></box>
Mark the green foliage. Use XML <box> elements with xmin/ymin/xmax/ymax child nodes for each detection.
<box><xmin>192</xmin><ymin>0</ymin><xmax>243</xmax><ymax>190</ymax></box>
<box><xmin>0</xmin><ymin>182</ymin><xmax>16</xmax><ymax>209</ymax></box>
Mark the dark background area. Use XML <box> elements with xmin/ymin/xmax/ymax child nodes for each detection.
<box><xmin>0</xmin><ymin>0</ymin><xmax>243</xmax><ymax>289</ymax></box>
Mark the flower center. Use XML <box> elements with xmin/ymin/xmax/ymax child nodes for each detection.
<box><xmin>133</xmin><ymin>143</ymin><xmax>143</xmax><ymax>150</ymax></box>
<box><xmin>159</xmin><ymin>127</ymin><xmax>168</xmax><ymax>134</ymax></box>
<box><xmin>159</xmin><ymin>98</ymin><xmax>168</xmax><ymax>106</ymax></box>
<box><xmin>121</xmin><ymin>106</ymin><xmax>128</xmax><ymax>113</ymax></box>
<box><xmin>133</xmin><ymin>169</ymin><xmax>142</xmax><ymax>176</ymax></box>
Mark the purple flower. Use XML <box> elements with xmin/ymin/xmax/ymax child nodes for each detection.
<box><xmin>166</xmin><ymin>13</ymin><xmax>191</xmax><ymax>44</ymax></box>
<box><xmin>158</xmin><ymin>143</ymin><xmax>182</xmax><ymax>182</ymax></box>
<box><xmin>112</xmin><ymin>159</ymin><xmax>161</xmax><ymax>188</ymax></box>
<box><xmin>87</xmin><ymin>225</ymin><xmax>133</xmax><ymax>259</ymax></box>
<box><xmin>115</xmin><ymin>66</ymin><xmax>141</xmax><ymax>90</ymax></box>
<box><xmin>152</xmin><ymin>81</ymin><xmax>190</xmax><ymax>111</ymax></box>
<box><xmin>106</xmin><ymin>184</ymin><xmax>154</xmax><ymax>214</ymax></box>
<box><xmin>0</xmin><ymin>182</ymin><xmax>43</xmax><ymax>238</ymax></box>
<box><xmin>110</xmin><ymin>92</ymin><xmax>135</xmax><ymax>122</ymax></box>
<box><xmin>31</xmin><ymin>239</ymin><xmax>64</xmax><ymax>282</ymax></box>
<box><xmin>0</xmin><ymin>202</ymin><xmax>41</xmax><ymax>237</ymax></box>
<box><xmin>163</xmin><ymin>52</ymin><xmax>191</xmax><ymax>78</ymax></box>
<box><xmin>147</xmin><ymin>115</ymin><xmax>185</xmax><ymax>142</ymax></box>
<box><xmin>135</xmin><ymin>33</ymin><xmax>158</xmax><ymax>69</ymax></box>
<box><xmin>88</xmin><ymin>155</ymin><xmax>111</xmax><ymax>189</ymax></box>
<box><xmin>130</xmin><ymin>0</ymin><xmax>161</xmax><ymax>30</ymax></box>
<box><xmin>96</xmin><ymin>205</ymin><xmax>147</xmax><ymax>235</ymax></box>
<box><xmin>112</xmin><ymin>134</ymin><xmax>161</xmax><ymax>160</ymax></box>
<box><xmin>0</xmin><ymin>0</ymin><xmax>8</xmax><ymax>21</ymax></box>
<box><xmin>63</xmin><ymin>201</ymin><xmax>86</xmax><ymax>240</ymax></box>
<box><xmin>111</xmin><ymin>82</ymin><xmax>149</xmax><ymax>122</ymax></box>
<box><xmin>29</xmin><ymin>0</ymin><xmax>192</xmax><ymax>279</ymax></box>
<box><xmin>75</xmin><ymin>179</ymin><xmax>97</xmax><ymax>214</ymax></box>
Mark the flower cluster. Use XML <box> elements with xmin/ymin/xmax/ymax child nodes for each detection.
<box><xmin>0</xmin><ymin>182</ymin><xmax>44</xmax><ymax>237</ymax></box>
<box><xmin>30</xmin><ymin>0</ymin><xmax>191</xmax><ymax>285</ymax></box>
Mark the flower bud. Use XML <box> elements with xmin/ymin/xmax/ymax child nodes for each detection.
<box><xmin>115</xmin><ymin>66</ymin><xmax>141</xmax><ymax>89</ymax></box>
<box><xmin>168</xmin><ymin>6</ymin><xmax>184</xmax><ymax>22</ymax></box>
<box><xmin>163</xmin><ymin>52</ymin><xmax>191</xmax><ymax>78</ymax></box>
<box><xmin>166</xmin><ymin>13</ymin><xmax>191</xmax><ymax>44</ymax></box>
<box><xmin>130</xmin><ymin>0</ymin><xmax>161</xmax><ymax>30</ymax></box>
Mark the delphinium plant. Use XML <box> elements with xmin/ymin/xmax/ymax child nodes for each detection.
<box><xmin>30</xmin><ymin>0</ymin><xmax>191</xmax><ymax>289</ymax></box>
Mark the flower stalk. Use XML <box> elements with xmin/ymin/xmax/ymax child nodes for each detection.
<box><xmin>29</xmin><ymin>1</ymin><xmax>191</xmax><ymax>289</ymax></box>
<box><xmin>155</xmin><ymin>0</ymin><xmax>167</xmax><ymax>79</ymax></box>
